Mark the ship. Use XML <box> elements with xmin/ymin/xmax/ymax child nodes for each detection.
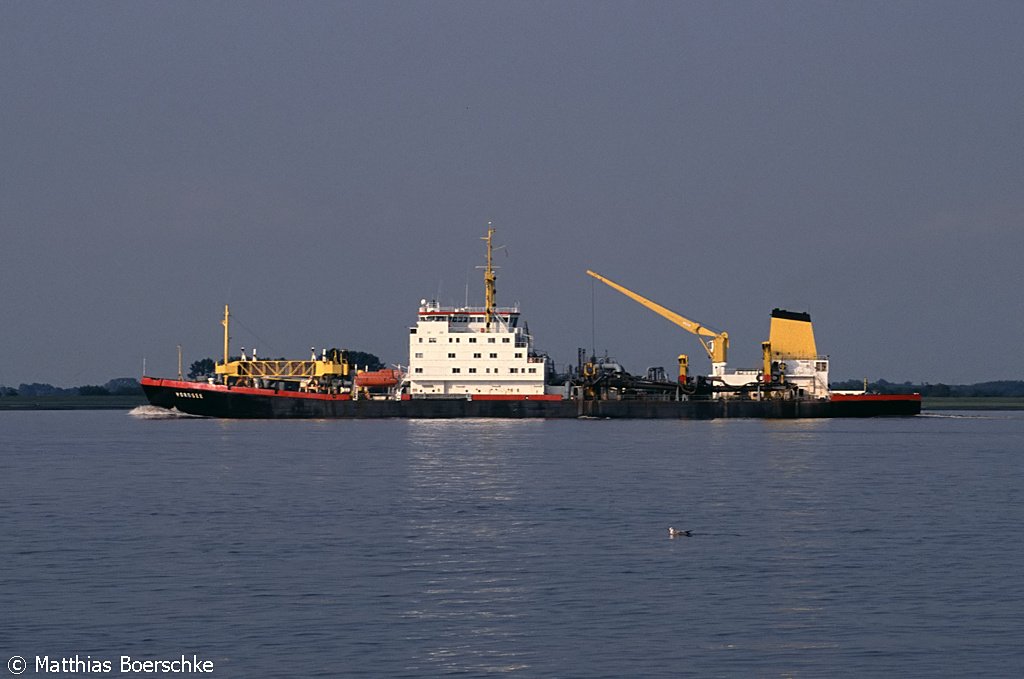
<box><xmin>141</xmin><ymin>226</ymin><xmax>920</xmax><ymax>419</ymax></box>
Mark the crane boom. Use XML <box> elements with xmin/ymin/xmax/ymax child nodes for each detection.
<box><xmin>586</xmin><ymin>270</ymin><xmax>729</xmax><ymax>367</ymax></box>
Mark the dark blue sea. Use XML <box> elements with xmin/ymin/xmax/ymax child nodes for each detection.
<box><xmin>3</xmin><ymin>410</ymin><xmax>1023</xmax><ymax>677</ymax></box>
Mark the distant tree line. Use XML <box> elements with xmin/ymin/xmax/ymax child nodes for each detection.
<box><xmin>346</xmin><ymin>351</ymin><xmax>386</xmax><ymax>371</ymax></box>
<box><xmin>188</xmin><ymin>358</ymin><xmax>216</xmax><ymax>379</ymax></box>
<box><xmin>1</xmin><ymin>377</ymin><xmax>143</xmax><ymax>397</ymax></box>
<box><xmin>830</xmin><ymin>379</ymin><xmax>1024</xmax><ymax>397</ymax></box>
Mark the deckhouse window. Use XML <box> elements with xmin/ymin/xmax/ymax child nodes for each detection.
<box><xmin>448</xmin><ymin>352</ymin><xmax>456</xmax><ymax>358</ymax></box>
<box><xmin>473</xmin><ymin>353</ymin><xmax>481</xmax><ymax>359</ymax></box>
<box><xmin>489</xmin><ymin>353</ymin><xmax>498</xmax><ymax>359</ymax></box>
<box><xmin>502</xmin><ymin>338</ymin><xmax>510</xmax><ymax>343</ymax></box>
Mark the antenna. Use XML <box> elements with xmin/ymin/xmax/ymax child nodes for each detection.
<box><xmin>469</xmin><ymin>222</ymin><xmax>510</xmax><ymax>328</ymax></box>
<box><xmin>221</xmin><ymin>304</ymin><xmax>230</xmax><ymax>367</ymax></box>
<box><xmin>476</xmin><ymin>222</ymin><xmax>504</xmax><ymax>331</ymax></box>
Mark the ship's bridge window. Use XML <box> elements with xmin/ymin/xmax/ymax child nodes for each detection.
<box><xmin>488</xmin><ymin>338</ymin><xmax>496</xmax><ymax>343</ymax></box>
<box><xmin>502</xmin><ymin>337</ymin><xmax>510</xmax><ymax>343</ymax></box>
<box><xmin>469</xmin><ymin>337</ymin><xmax>477</xmax><ymax>343</ymax></box>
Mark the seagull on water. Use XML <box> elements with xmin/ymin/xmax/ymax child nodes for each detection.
<box><xmin>668</xmin><ymin>527</ymin><xmax>691</xmax><ymax>538</ymax></box>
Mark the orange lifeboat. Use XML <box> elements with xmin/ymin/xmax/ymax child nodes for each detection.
<box><xmin>354</xmin><ymin>368</ymin><xmax>403</xmax><ymax>388</ymax></box>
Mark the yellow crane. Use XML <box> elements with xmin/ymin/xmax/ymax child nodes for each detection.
<box><xmin>586</xmin><ymin>270</ymin><xmax>730</xmax><ymax>376</ymax></box>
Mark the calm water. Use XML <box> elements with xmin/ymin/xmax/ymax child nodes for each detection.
<box><xmin>2</xmin><ymin>410</ymin><xmax>1023</xmax><ymax>677</ymax></box>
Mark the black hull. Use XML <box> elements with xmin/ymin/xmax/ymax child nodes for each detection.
<box><xmin>142</xmin><ymin>380</ymin><xmax>921</xmax><ymax>419</ymax></box>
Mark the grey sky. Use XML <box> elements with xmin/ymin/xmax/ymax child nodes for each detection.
<box><xmin>2</xmin><ymin>1</ymin><xmax>1022</xmax><ymax>387</ymax></box>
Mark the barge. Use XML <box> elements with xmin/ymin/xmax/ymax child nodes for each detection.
<box><xmin>141</xmin><ymin>227</ymin><xmax>920</xmax><ymax>419</ymax></box>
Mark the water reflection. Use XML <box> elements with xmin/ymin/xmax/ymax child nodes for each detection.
<box><xmin>398</xmin><ymin>420</ymin><xmax>542</xmax><ymax>673</ymax></box>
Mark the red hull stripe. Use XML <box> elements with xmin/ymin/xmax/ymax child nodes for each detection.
<box><xmin>141</xmin><ymin>377</ymin><xmax>352</xmax><ymax>401</ymax></box>
<box><xmin>141</xmin><ymin>377</ymin><xmax>564</xmax><ymax>402</ymax></box>
<box><xmin>829</xmin><ymin>393</ymin><xmax>922</xmax><ymax>402</ymax></box>
<box><xmin>470</xmin><ymin>394</ymin><xmax>563</xmax><ymax>401</ymax></box>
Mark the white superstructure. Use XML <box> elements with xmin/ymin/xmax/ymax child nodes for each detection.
<box><xmin>406</xmin><ymin>300</ymin><xmax>547</xmax><ymax>395</ymax></box>
<box><xmin>405</xmin><ymin>224</ymin><xmax>548</xmax><ymax>396</ymax></box>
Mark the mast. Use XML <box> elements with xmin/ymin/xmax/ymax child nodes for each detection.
<box><xmin>483</xmin><ymin>223</ymin><xmax>496</xmax><ymax>332</ymax></box>
<box><xmin>221</xmin><ymin>304</ymin><xmax>230</xmax><ymax>367</ymax></box>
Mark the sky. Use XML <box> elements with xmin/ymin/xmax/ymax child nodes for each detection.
<box><xmin>2</xmin><ymin>1</ymin><xmax>1022</xmax><ymax>387</ymax></box>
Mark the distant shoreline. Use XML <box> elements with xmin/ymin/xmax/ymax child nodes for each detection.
<box><xmin>921</xmin><ymin>397</ymin><xmax>1024</xmax><ymax>411</ymax></box>
<box><xmin>1</xmin><ymin>395</ymin><xmax>1022</xmax><ymax>412</ymax></box>
<box><xmin>0</xmin><ymin>395</ymin><xmax>148</xmax><ymax>410</ymax></box>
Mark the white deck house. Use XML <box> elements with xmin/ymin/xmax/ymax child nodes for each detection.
<box><xmin>406</xmin><ymin>300</ymin><xmax>546</xmax><ymax>396</ymax></box>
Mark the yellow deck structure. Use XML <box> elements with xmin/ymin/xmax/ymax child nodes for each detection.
<box><xmin>213</xmin><ymin>305</ymin><xmax>349</xmax><ymax>385</ymax></box>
